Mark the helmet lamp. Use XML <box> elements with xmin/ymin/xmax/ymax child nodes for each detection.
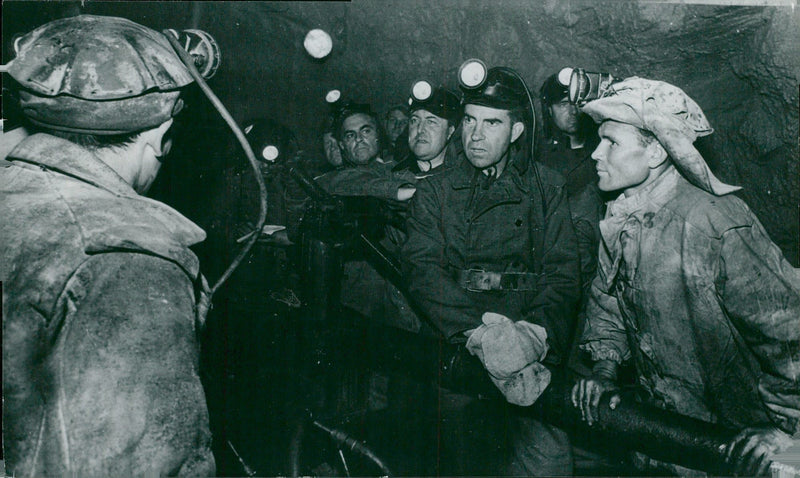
<box><xmin>458</xmin><ymin>59</ymin><xmax>488</xmax><ymax>90</ymax></box>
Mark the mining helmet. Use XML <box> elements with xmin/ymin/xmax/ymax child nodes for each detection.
<box><xmin>408</xmin><ymin>81</ymin><xmax>461</xmax><ymax>123</ymax></box>
<box><xmin>7</xmin><ymin>15</ymin><xmax>212</xmax><ymax>135</ymax></box>
<box><xmin>539</xmin><ymin>68</ymin><xmax>573</xmax><ymax>106</ymax></box>
<box><xmin>458</xmin><ymin>59</ymin><xmax>527</xmax><ymax>111</ymax></box>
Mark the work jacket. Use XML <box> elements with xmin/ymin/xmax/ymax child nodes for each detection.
<box><xmin>315</xmin><ymin>157</ymin><xmax>416</xmax><ymax>201</ymax></box>
<box><xmin>401</xmin><ymin>149</ymin><xmax>582</xmax><ymax>365</ymax></box>
<box><xmin>581</xmin><ymin>167</ymin><xmax>800</xmax><ymax>433</ymax></box>
<box><xmin>1</xmin><ymin>134</ymin><xmax>215</xmax><ymax>476</ymax></box>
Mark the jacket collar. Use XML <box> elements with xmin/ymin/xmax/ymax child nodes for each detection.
<box><xmin>8</xmin><ymin>134</ymin><xmax>206</xmax><ymax>276</ymax></box>
<box><xmin>451</xmin><ymin>148</ymin><xmax>530</xmax><ymax>193</ymax></box>
<box><xmin>9</xmin><ymin>133</ymin><xmax>138</xmax><ymax>197</ymax></box>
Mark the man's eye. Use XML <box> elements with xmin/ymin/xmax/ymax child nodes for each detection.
<box><xmin>344</xmin><ymin>133</ymin><xmax>356</xmax><ymax>142</ymax></box>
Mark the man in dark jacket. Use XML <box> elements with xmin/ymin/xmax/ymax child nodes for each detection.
<box><xmin>402</xmin><ymin>66</ymin><xmax>582</xmax><ymax>475</ymax></box>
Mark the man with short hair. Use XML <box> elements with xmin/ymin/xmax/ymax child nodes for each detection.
<box><xmin>398</xmin><ymin>86</ymin><xmax>461</xmax><ymax>178</ymax></box>
<box><xmin>1</xmin><ymin>15</ymin><xmax>215</xmax><ymax>475</ymax></box>
<box><xmin>571</xmin><ymin>77</ymin><xmax>800</xmax><ymax>476</ymax></box>
<box><xmin>316</xmin><ymin>103</ymin><xmax>415</xmax><ymax>200</ymax></box>
<box><xmin>402</xmin><ymin>66</ymin><xmax>582</xmax><ymax>475</ymax></box>
<box><xmin>383</xmin><ymin>104</ymin><xmax>409</xmax><ymax>154</ymax></box>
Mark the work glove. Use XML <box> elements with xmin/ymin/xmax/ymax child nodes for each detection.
<box><xmin>466</xmin><ymin>312</ymin><xmax>551</xmax><ymax>406</ymax></box>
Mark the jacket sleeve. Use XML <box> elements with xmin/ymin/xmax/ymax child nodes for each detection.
<box><xmin>401</xmin><ymin>178</ymin><xmax>485</xmax><ymax>341</ymax></box>
<box><xmin>316</xmin><ymin>164</ymin><xmax>415</xmax><ymax>200</ymax></box>
<box><xmin>579</xmin><ymin>273</ymin><xmax>631</xmax><ymax>365</ymax></box>
<box><xmin>717</xmin><ymin>220</ymin><xmax>800</xmax><ymax>434</ymax></box>
<box><xmin>523</xmin><ymin>181</ymin><xmax>583</xmax><ymax>363</ymax></box>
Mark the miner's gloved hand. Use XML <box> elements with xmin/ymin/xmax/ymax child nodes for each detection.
<box><xmin>571</xmin><ymin>360</ymin><xmax>621</xmax><ymax>426</ymax></box>
<box><xmin>723</xmin><ymin>426</ymin><xmax>793</xmax><ymax>476</ymax></box>
<box><xmin>465</xmin><ymin>312</ymin><xmax>551</xmax><ymax>406</ymax></box>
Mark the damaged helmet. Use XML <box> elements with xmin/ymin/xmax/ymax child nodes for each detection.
<box><xmin>7</xmin><ymin>15</ymin><xmax>196</xmax><ymax>135</ymax></box>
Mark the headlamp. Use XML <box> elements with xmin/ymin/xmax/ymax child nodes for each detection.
<box><xmin>411</xmin><ymin>80</ymin><xmax>433</xmax><ymax>103</ymax></box>
<box><xmin>165</xmin><ymin>29</ymin><xmax>220</xmax><ymax>80</ymax></box>
<box><xmin>568</xmin><ymin>68</ymin><xmax>618</xmax><ymax>105</ymax></box>
<box><xmin>325</xmin><ymin>89</ymin><xmax>341</xmax><ymax>104</ymax></box>
<box><xmin>458</xmin><ymin>59</ymin><xmax>488</xmax><ymax>90</ymax></box>
<box><xmin>557</xmin><ymin>68</ymin><xmax>573</xmax><ymax>88</ymax></box>
<box><xmin>262</xmin><ymin>145</ymin><xmax>279</xmax><ymax>162</ymax></box>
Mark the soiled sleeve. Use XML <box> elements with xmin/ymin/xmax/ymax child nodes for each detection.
<box><xmin>54</xmin><ymin>253</ymin><xmax>215</xmax><ymax>475</ymax></box>
<box><xmin>717</xmin><ymin>220</ymin><xmax>800</xmax><ymax>434</ymax></box>
<box><xmin>579</xmin><ymin>252</ymin><xmax>631</xmax><ymax>366</ymax></box>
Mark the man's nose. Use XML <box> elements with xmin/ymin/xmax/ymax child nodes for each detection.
<box><xmin>470</xmin><ymin>123</ymin><xmax>484</xmax><ymax>141</ymax></box>
<box><xmin>591</xmin><ymin>143</ymin><xmax>605</xmax><ymax>161</ymax></box>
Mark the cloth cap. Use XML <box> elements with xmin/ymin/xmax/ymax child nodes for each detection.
<box><xmin>409</xmin><ymin>87</ymin><xmax>462</xmax><ymax>124</ymax></box>
<box><xmin>8</xmin><ymin>15</ymin><xmax>194</xmax><ymax>134</ymax></box>
<box><xmin>581</xmin><ymin>77</ymin><xmax>740</xmax><ymax>196</ymax></box>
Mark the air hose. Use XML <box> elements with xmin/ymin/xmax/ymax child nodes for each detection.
<box><xmin>164</xmin><ymin>31</ymin><xmax>268</xmax><ymax>298</ymax></box>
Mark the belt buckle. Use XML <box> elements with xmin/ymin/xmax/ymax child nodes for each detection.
<box><xmin>465</xmin><ymin>268</ymin><xmax>489</xmax><ymax>292</ymax></box>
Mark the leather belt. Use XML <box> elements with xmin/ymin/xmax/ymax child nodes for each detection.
<box><xmin>456</xmin><ymin>268</ymin><xmax>542</xmax><ymax>292</ymax></box>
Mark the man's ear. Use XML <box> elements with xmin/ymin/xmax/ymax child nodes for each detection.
<box><xmin>647</xmin><ymin>140</ymin><xmax>669</xmax><ymax>168</ymax></box>
<box><xmin>142</xmin><ymin>119</ymin><xmax>174</xmax><ymax>157</ymax></box>
<box><xmin>511</xmin><ymin>121</ymin><xmax>525</xmax><ymax>143</ymax></box>
<box><xmin>447</xmin><ymin>124</ymin><xmax>456</xmax><ymax>140</ymax></box>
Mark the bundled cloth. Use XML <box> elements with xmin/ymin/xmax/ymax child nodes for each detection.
<box><xmin>466</xmin><ymin>312</ymin><xmax>551</xmax><ymax>406</ymax></box>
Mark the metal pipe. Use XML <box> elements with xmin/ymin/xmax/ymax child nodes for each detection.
<box><xmin>344</xmin><ymin>323</ymin><xmax>738</xmax><ymax>475</ymax></box>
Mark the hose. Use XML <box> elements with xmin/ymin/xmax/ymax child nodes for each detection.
<box><xmin>163</xmin><ymin>31</ymin><xmax>268</xmax><ymax>298</ymax></box>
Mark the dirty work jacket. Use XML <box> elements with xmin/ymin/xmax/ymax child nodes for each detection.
<box><xmin>401</xmin><ymin>151</ymin><xmax>582</xmax><ymax>364</ymax></box>
<box><xmin>581</xmin><ymin>167</ymin><xmax>800</xmax><ymax>434</ymax></box>
<box><xmin>1</xmin><ymin>134</ymin><xmax>215</xmax><ymax>476</ymax></box>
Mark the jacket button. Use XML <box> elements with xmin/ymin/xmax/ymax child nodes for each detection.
<box><xmin>515</xmin><ymin>219</ymin><xmax>523</xmax><ymax>227</ymax></box>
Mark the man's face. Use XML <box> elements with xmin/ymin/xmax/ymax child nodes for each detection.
<box><xmin>549</xmin><ymin>98</ymin><xmax>580</xmax><ymax>135</ymax></box>
<box><xmin>408</xmin><ymin>109</ymin><xmax>452</xmax><ymax>162</ymax></box>
<box><xmin>340</xmin><ymin>113</ymin><xmax>380</xmax><ymax>165</ymax></box>
<box><xmin>462</xmin><ymin>103</ymin><xmax>521</xmax><ymax>170</ymax></box>
<box><xmin>323</xmin><ymin>132</ymin><xmax>343</xmax><ymax>167</ymax></box>
<box><xmin>136</xmin><ymin>119</ymin><xmax>174</xmax><ymax>194</ymax></box>
<box><xmin>592</xmin><ymin>121</ymin><xmax>652</xmax><ymax>194</ymax></box>
<box><xmin>384</xmin><ymin>109</ymin><xmax>408</xmax><ymax>144</ymax></box>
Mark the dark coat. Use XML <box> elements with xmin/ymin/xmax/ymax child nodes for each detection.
<box><xmin>401</xmin><ymin>149</ymin><xmax>582</xmax><ymax>365</ymax></box>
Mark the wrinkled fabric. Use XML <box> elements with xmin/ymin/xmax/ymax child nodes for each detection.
<box><xmin>466</xmin><ymin>312</ymin><xmax>551</xmax><ymax>406</ymax></box>
<box><xmin>1</xmin><ymin>133</ymin><xmax>215</xmax><ymax>476</ymax></box>
<box><xmin>581</xmin><ymin>166</ymin><xmax>800</xmax><ymax>433</ymax></box>
<box><xmin>581</xmin><ymin>77</ymin><xmax>740</xmax><ymax>196</ymax></box>
<box><xmin>315</xmin><ymin>157</ymin><xmax>416</xmax><ymax>200</ymax></box>
<box><xmin>401</xmin><ymin>150</ymin><xmax>582</xmax><ymax>365</ymax></box>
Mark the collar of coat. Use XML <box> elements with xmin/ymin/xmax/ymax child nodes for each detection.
<box><xmin>450</xmin><ymin>148</ymin><xmax>531</xmax><ymax>194</ymax></box>
<box><xmin>7</xmin><ymin>133</ymin><xmax>206</xmax><ymax>278</ymax></box>
<box><xmin>597</xmin><ymin>166</ymin><xmax>681</xmax><ymax>288</ymax></box>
